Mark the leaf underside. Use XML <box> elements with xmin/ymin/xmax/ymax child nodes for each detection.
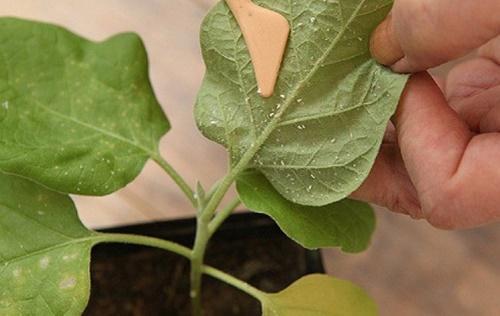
<box><xmin>0</xmin><ymin>18</ymin><xmax>169</xmax><ymax>196</ymax></box>
<box><xmin>262</xmin><ymin>274</ymin><xmax>377</xmax><ymax>316</ymax></box>
<box><xmin>0</xmin><ymin>172</ymin><xmax>98</xmax><ymax>315</ymax></box>
<box><xmin>196</xmin><ymin>0</ymin><xmax>408</xmax><ymax>206</ymax></box>
<box><xmin>237</xmin><ymin>170</ymin><xmax>375</xmax><ymax>252</ymax></box>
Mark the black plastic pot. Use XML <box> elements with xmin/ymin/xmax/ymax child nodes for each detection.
<box><xmin>84</xmin><ymin>212</ymin><xmax>324</xmax><ymax>316</ymax></box>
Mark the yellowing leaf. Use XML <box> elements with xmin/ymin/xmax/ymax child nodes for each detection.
<box><xmin>262</xmin><ymin>274</ymin><xmax>377</xmax><ymax>316</ymax></box>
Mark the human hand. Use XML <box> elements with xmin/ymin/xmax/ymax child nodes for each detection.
<box><xmin>351</xmin><ymin>0</ymin><xmax>500</xmax><ymax>229</ymax></box>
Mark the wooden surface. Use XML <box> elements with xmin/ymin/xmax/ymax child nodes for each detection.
<box><xmin>1</xmin><ymin>1</ymin><xmax>499</xmax><ymax>315</ymax></box>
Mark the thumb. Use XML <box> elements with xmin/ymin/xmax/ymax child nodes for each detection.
<box><xmin>370</xmin><ymin>0</ymin><xmax>500</xmax><ymax>72</ymax></box>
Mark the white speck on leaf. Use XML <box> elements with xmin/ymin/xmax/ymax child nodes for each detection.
<box><xmin>62</xmin><ymin>253</ymin><xmax>78</xmax><ymax>261</ymax></box>
<box><xmin>12</xmin><ymin>268</ymin><xmax>21</xmax><ymax>278</ymax></box>
<box><xmin>59</xmin><ymin>276</ymin><xmax>77</xmax><ymax>289</ymax></box>
<box><xmin>39</xmin><ymin>257</ymin><xmax>50</xmax><ymax>269</ymax></box>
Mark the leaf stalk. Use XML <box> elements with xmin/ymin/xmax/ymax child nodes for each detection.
<box><xmin>97</xmin><ymin>232</ymin><xmax>264</xmax><ymax>299</ymax></box>
<box><xmin>153</xmin><ymin>154</ymin><xmax>197</xmax><ymax>206</ymax></box>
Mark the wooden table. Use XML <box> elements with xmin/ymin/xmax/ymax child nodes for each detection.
<box><xmin>1</xmin><ymin>1</ymin><xmax>499</xmax><ymax>315</ymax></box>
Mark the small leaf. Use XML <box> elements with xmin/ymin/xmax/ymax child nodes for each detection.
<box><xmin>0</xmin><ymin>172</ymin><xmax>99</xmax><ymax>315</ymax></box>
<box><xmin>0</xmin><ymin>18</ymin><xmax>169</xmax><ymax>195</ymax></box>
<box><xmin>237</xmin><ymin>170</ymin><xmax>375</xmax><ymax>252</ymax></box>
<box><xmin>196</xmin><ymin>0</ymin><xmax>408</xmax><ymax>206</ymax></box>
<box><xmin>261</xmin><ymin>274</ymin><xmax>377</xmax><ymax>316</ymax></box>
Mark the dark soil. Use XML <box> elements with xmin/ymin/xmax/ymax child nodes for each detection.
<box><xmin>84</xmin><ymin>213</ymin><xmax>323</xmax><ymax>316</ymax></box>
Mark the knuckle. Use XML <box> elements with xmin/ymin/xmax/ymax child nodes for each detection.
<box><xmin>420</xmin><ymin>185</ymin><xmax>460</xmax><ymax>230</ymax></box>
<box><xmin>384</xmin><ymin>189</ymin><xmax>422</xmax><ymax>218</ymax></box>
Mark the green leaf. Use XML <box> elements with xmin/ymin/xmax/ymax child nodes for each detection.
<box><xmin>0</xmin><ymin>172</ymin><xmax>101</xmax><ymax>315</ymax></box>
<box><xmin>237</xmin><ymin>170</ymin><xmax>375</xmax><ymax>252</ymax></box>
<box><xmin>261</xmin><ymin>274</ymin><xmax>377</xmax><ymax>316</ymax></box>
<box><xmin>0</xmin><ymin>18</ymin><xmax>169</xmax><ymax>195</ymax></box>
<box><xmin>196</xmin><ymin>0</ymin><xmax>408</xmax><ymax>206</ymax></box>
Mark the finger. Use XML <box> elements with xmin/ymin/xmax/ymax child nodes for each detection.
<box><xmin>480</xmin><ymin>105</ymin><xmax>500</xmax><ymax>133</ymax></box>
<box><xmin>351</xmin><ymin>144</ymin><xmax>421</xmax><ymax>218</ymax></box>
<box><xmin>383</xmin><ymin>121</ymin><xmax>397</xmax><ymax>144</ymax></box>
<box><xmin>370</xmin><ymin>0</ymin><xmax>500</xmax><ymax>72</ymax></box>
<box><xmin>370</xmin><ymin>14</ymin><xmax>404</xmax><ymax>66</ymax></box>
<box><xmin>396</xmin><ymin>72</ymin><xmax>472</xmax><ymax>192</ymax></box>
<box><xmin>444</xmin><ymin>134</ymin><xmax>500</xmax><ymax>229</ymax></box>
<box><xmin>396</xmin><ymin>73</ymin><xmax>500</xmax><ymax>229</ymax></box>
<box><xmin>478</xmin><ymin>35</ymin><xmax>500</xmax><ymax>64</ymax></box>
<box><xmin>446</xmin><ymin>57</ymin><xmax>500</xmax><ymax>131</ymax></box>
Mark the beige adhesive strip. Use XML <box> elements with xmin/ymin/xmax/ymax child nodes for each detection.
<box><xmin>226</xmin><ymin>0</ymin><xmax>290</xmax><ymax>98</ymax></box>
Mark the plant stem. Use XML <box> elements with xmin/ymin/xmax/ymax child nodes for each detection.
<box><xmin>188</xmin><ymin>145</ymin><xmax>268</xmax><ymax>314</ymax></box>
<box><xmin>97</xmin><ymin>232</ymin><xmax>192</xmax><ymax>259</ymax></box>
<box><xmin>202</xmin><ymin>266</ymin><xmax>264</xmax><ymax>300</ymax></box>
<box><xmin>153</xmin><ymin>154</ymin><xmax>196</xmax><ymax>206</ymax></box>
<box><xmin>208</xmin><ymin>197</ymin><xmax>241</xmax><ymax>235</ymax></box>
<box><xmin>189</xmin><ymin>179</ymin><xmax>237</xmax><ymax>315</ymax></box>
<box><xmin>190</xmin><ymin>216</ymin><xmax>211</xmax><ymax>315</ymax></box>
<box><xmin>154</xmin><ymin>119</ymin><xmax>284</xmax><ymax>313</ymax></box>
<box><xmin>97</xmin><ymin>232</ymin><xmax>264</xmax><ymax>299</ymax></box>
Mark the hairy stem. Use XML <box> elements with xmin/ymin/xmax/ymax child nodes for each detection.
<box><xmin>153</xmin><ymin>145</ymin><xmax>263</xmax><ymax>314</ymax></box>
<box><xmin>189</xmin><ymin>180</ymin><xmax>238</xmax><ymax>315</ymax></box>
<box><xmin>188</xmin><ymin>142</ymin><xmax>269</xmax><ymax>314</ymax></box>
<box><xmin>153</xmin><ymin>154</ymin><xmax>196</xmax><ymax>206</ymax></box>
<box><xmin>190</xmin><ymin>217</ymin><xmax>211</xmax><ymax>315</ymax></box>
<box><xmin>208</xmin><ymin>197</ymin><xmax>241</xmax><ymax>235</ymax></box>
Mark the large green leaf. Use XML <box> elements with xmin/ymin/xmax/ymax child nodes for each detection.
<box><xmin>0</xmin><ymin>18</ymin><xmax>169</xmax><ymax>195</ymax></box>
<box><xmin>237</xmin><ymin>170</ymin><xmax>375</xmax><ymax>252</ymax></box>
<box><xmin>261</xmin><ymin>274</ymin><xmax>377</xmax><ymax>316</ymax></box>
<box><xmin>0</xmin><ymin>172</ymin><xmax>100</xmax><ymax>315</ymax></box>
<box><xmin>196</xmin><ymin>0</ymin><xmax>408</xmax><ymax>206</ymax></box>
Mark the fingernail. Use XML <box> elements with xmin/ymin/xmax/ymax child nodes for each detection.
<box><xmin>370</xmin><ymin>14</ymin><xmax>405</xmax><ymax>66</ymax></box>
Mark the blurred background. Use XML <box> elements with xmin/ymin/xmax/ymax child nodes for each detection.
<box><xmin>0</xmin><ymin>1</ymin><xmax>498</xmax><ymax>315</ymax></box>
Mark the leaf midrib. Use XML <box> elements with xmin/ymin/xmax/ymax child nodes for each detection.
<box><xmin>27</xmin><ymin>95</ymin><xmax>155</xmax><ymax>156</ymax></box>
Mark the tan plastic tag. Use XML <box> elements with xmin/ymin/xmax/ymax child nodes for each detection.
<box><xmin>226</xmin><ymin>0</ymin><xmax>290</xmax><ymax>98</ymax></box>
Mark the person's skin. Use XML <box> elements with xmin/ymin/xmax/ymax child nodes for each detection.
<box><xmin>351</xmin><ymin>0</ymin><xmax>500</xmax><ymax>229</ymax></box>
